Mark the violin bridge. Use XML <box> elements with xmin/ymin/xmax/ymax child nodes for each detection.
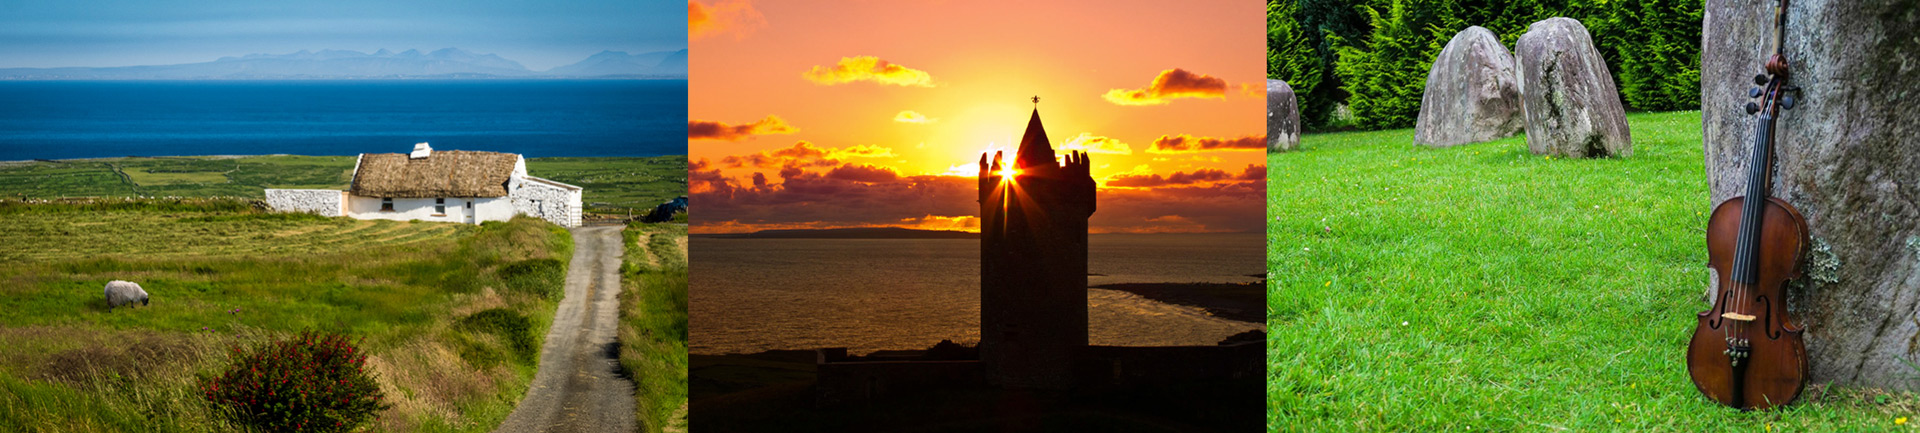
<box><xmin>1721</xmin><ymin>312</ymin><xmax>1758</xmax><ymax>322</ymax></box>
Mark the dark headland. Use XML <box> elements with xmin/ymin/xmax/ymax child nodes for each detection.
<box><xmin>696</xmin><ymin>227</ymin><xmax>979</xmax><ymax>239</ymax></box>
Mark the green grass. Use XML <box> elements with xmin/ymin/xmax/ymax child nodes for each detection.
<box><xmin>526</xmin><ymin>156</ymin><xmax>688</xmax><ymax>214</ymax></box>
<box><xmin>619</xmin><ymin>222</ymin><xmax>689</xmax><ymax>433</ymax></box>
<box><xmin>0</xmin><ymin>155</ymin><xmax>688</xmax><ymax>215</ymax></box>
<box><xmin>0</xmin><ymin>202</ymin><xmax>574</xmax><ymax>432</ymax></box>
<box><xmin>1267</xmin><ymin>111</ymin><xmax>1920</xmax><ymax>430</ymax></box>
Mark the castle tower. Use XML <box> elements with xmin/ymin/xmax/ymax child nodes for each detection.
<box><xmin>977</xmin><ymin>101</ymin><xmax>1096</xmax><ymax>389</ymax></box>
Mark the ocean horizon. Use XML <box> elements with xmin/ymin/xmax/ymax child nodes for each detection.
<box><xmin>0</xmin><ymin>80</ymin><xmax>687</xmax><ymax>160</ymax></box>
<box><xmin>690</xmin><ymin>234</ymin><xmax>1265</xmax><ymax>355</ymax></box>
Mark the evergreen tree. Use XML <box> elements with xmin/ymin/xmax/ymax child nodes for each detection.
<box><xmin>1269</xmin><ymin>0</ymin><xmax>1321</xmax><ymax>108</ymax></box>
<box><xmin>1334</xmin><ymin>0</ymin><xmax>1444</xmax><ymax>130</ymax></box>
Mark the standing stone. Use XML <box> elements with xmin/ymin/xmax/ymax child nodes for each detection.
<box><xmin>1703</xmin><ymin>0</ymin><xmax>1920</xmax><ymax>391</ymax></box>
<box><xmin>1515</xmin><ymin>17</ymin><xmax>1632</xmax><ymax>157</ymax></box>
<box><xmin>1267</xmin><ymin>79</ymin><xmax>1300</xmax><ymax>152</ymax></box>
<box><xmin>1415</xmin><ymin>26</ymin><xmax>1524</xmax><ymax>147</ymax></box>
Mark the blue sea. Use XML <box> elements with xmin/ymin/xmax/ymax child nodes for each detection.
<box><xmin>0</xmin><ymin>80</ymin><xmax>686</xmax><ymax>160</ymax></box>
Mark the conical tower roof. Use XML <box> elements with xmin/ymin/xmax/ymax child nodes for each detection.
<box><xmin>1015</xmin><ymin>108</ymin><xmax>1057</xmax><ymax>170</ymax></box>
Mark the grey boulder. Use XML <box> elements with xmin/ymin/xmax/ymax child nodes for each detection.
<box><xmin>1267</xmin><ymin>79</ymin><xmax>1300</xmax><ymax>152</ymax></box>
<box><xmin>104</xmin><ymin>280</ymin><xmax>149</xmax><ymax>311</ymax></box>
<box><xmin>1415</xmin><ymin>26</ymin><xmax>1524</xmax><ymax>147</ymax></box>
<box><xmin>1703</xmin><ymin>0</ymin><xmax>1920</xmax><ymax>391</ymax></box>
<box><xmin>1515</xmin><ymin>17</ymin><xmax>1632</xmax><ymax>157</ymax></box>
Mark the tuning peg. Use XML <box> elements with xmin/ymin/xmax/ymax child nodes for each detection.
<box><xmin>1749</xmin><ymin>87</ymin><xmax>1763</xmax><ymax>98</ymax></box>
<box><xmin>1746</xmin><ymin>102</ymin><xmax>1760</xmax><ymax>114</ymax></box>
<box><xmin>1782</xmin><ymin>95</ymin><xmax>1796</xmax><ymax>109</ymax></box>
<box><xmin>1754</xmin><ymin>74</ymin><xmax>1769</xmax><ymax>86</ymax></box>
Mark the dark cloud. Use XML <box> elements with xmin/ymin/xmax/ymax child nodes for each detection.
<box><xmin>826</xmin><ymin>164</ymin><xmax>902</xmax><ymax>183</ymax></box>
<box><xmin>688</xmin><ymin>115</ymin><xmax>797</xmax><ymax>141</ymax></box>
<box><xmin>693</xmin><ymin>149</ymin><xmax>1265</xmax><ymax>233</ymax></box>
<box><xmin>1102</xmin><ymin>68</ymin><xmax>1230</xmax><ymax>106</ymax></box>
<box><xmin>1148</xmin><ymin>134</ymin><xmax>1266</xmax><ymax>153</ymax></box>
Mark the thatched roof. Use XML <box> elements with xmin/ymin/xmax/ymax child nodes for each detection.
<box><xmin>350</xmin><ymin>151</ymin><xmax>519</xmax><ymax>198</ymax></box>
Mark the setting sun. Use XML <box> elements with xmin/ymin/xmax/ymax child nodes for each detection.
<box><xmin>688</xmin><ymin>0</ymin><xmax>1265</xmax><ymax>234</ymax></box>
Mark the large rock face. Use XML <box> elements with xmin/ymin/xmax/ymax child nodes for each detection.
<box><xmin>1515</xmin><ymin>18</ymin><xmax>1632</xmax><ymax>157</ymax></box>
<box><xmin>1703</xmin><ymin>0</ymin><xmax>1920</xmax><ymax>390</ymax></box>
<box><xmin>1267</xmin><ymin>79</ymin><xmax>1300</xmax><ymax>152</ymax></box>
<box><xmin>1414</xmin><ymin>26</ymin><xmax>1524</xmax><ymax>147</ymax></box>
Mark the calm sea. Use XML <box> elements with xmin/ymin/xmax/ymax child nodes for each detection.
<box><xmin>689</xmin><ymin>233</ymin><xmax>1266</xmax><ymax>355</ymax></box>
<box><xmin>0</xmin><ymin>80</ymin><xmax>685</xmax><ymax>160</ymax></box>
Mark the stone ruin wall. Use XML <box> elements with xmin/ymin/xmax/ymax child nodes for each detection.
<box><xmin>510</xmin><ymin>178</ymin><xmax>582</xmax><ymax>228</ymax></box>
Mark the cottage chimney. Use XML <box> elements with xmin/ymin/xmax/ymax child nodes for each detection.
<box><xmin>410</xmin><ymin>142</ymin><xmax>433</xmax><ymax>159</ymax></box>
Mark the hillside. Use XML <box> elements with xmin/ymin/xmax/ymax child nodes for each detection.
<box><xmin>0</xmin><ymin>199</ymin><xmax>574</xmax><ymax>432</ymax></box>
<box><xmin>0</xmin><ymin>154</ymin><xmax>687</xmax><ymax>214</ymax></box>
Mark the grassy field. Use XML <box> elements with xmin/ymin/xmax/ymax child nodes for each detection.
<box><xmin>0</xmin><ymin>199</ymin><xmax>573</xmax><ymax>432</ymax></box>
<box><xmin>527</xmin><ymin>156</ymin><xmax>688</xmax><ymax>214</ymax></box>
<box><xmin>0</xmin><ymin>154</ymin><xmax>688</xmax><ymax>214</ymax></box>
<box><xmin>1266</xmin><ymin>111</ymin><xmax>1920</xmax><ymax>430</ymax></box>
<box><xmin>620</xmin><ymin>222</ymin><xmax>690</xmax><ymax>433</ymax></box>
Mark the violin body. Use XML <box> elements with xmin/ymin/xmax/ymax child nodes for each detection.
<box><xmin>1686</xmin><ymin>195</ymin><xmax>1809</xmax><ymax>410</ymax></box>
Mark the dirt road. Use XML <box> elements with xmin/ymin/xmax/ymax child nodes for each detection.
<box><xmin>494</xmin><ymin>226</ymin><xmax>635</xmax><ymax>433</ymax></box>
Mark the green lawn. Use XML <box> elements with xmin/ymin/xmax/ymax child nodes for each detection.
<box><xmin>1266</xmin><ymin>111</ymin><xmax>1920</xmax><ymax>431</ymax></box>
<box><xmin>0</xmin><ymin>154</ymin><xmax>687</xmax><ymax>214</ymax></box>
<box><xmin>0</xmin><ymin>200</ymin><xmax>573</xmax><ymax>432</ymax></box>
<box><xmin>621</xmin><ymin>222</ymin><xmax>690</xmax><ymax>433</ymax></box>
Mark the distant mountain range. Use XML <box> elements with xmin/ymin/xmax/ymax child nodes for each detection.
<box><xmin>0</xmin><ymin>48</ymin><xmax>687</xmax><ymax>80</ymax></box>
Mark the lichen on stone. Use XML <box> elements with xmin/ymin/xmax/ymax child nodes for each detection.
<box><xmin>1806</xmin><ymin>237</ymin><xmax>1841</xmax><ymax>285</ymax></box>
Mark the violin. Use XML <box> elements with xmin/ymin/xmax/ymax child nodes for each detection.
<box><xmin>1685</xmin><ymin>0</ymin><xmax>1809</xmax><ymax>410</ymax></box>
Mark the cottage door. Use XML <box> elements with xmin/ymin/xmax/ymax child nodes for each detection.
<box><xmin>464</xmin><ymin>200</ymin><xmax>475</xmax><ymax>224</ymax></box>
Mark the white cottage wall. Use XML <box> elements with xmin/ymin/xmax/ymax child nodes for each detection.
<box><xmin>472</xmin><ymin>197</ymin><xmax>517</xmax><ymax>223</ymax></box>
<box><xmin>346</xmin><ymin>196</ymin><xmax>474</xmax><ymax>224</ymax></box>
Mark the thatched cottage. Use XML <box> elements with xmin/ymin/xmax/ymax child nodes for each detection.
<box><xmin>265</xmin><ymin>143</ymin><xmax>582</xmax><ymax>227</ymax></box>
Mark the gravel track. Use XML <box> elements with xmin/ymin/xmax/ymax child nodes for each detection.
<box><xmin>493</xmin><ymin>226</ymin><xmax>635</xmax><ymax>433</ymax></box>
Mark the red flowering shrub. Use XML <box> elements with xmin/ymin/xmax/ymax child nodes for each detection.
<box><xmin>202</xmin><ymin>331</ymin><xmax>390</xmax><ymax>432</ymax></box>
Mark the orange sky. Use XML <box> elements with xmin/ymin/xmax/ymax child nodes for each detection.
<box><xmin>689</xmin><ymin>0</ymin><xmax>1266</xmax><ymax>234</ymax></box>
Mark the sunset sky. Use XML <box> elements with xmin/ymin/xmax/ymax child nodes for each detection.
<box><xmin>689</xmin><ymin>0</ymin><xmax>1265</xmax><ymax>234</ymax></box>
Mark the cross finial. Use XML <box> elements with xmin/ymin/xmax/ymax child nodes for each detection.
<box><xmin>1031</xmin><ymin>95</ymin><xmax>1040</xmax><ymax>106</ymax></box>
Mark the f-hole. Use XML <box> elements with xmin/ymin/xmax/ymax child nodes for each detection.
<box><xmin>1760</xmin><ymin>295</ymin><xmax>1784</xmax><ymax>340</ymax></box>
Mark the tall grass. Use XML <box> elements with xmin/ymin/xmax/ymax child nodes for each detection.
<box><xmin>619</xmin><ymin>222</ymin><xmax>688</xmax><ymax>433</ymax></box>
<box><xmin>0</xmin><ymin>202</ymin><xmax>574</xmax><ymax>432</ymax></box>
<box><xmin>1267</xmin><ymin>111</ymin><xmax>1919</xmax><ymax>431</ymax></box>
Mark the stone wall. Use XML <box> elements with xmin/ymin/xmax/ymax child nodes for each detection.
<box><xmin>264</xmin><ymin>189</ymin><xmax>344</xmax><ymax>217</ymax></box>
<box><xmin>814</xmin><ymin>349</ymin><xmax>982</xmax><ymax>406</ymax></box>
<box><xmin>1080</xmin><ymin>343</ymin><xmax>1264</xmax><ymax>388</ymax></box>
<box><xmin>510</xmin><ymin>176</ymin><xmax>583</xmax><ymax>228</ymax></box>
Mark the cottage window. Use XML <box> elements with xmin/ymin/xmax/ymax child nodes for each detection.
<box><xmin>381</xmin><ymin>197</ymin><xmax>394</xmax><ymax>211</ymax></box>
<box><xmin>434</xmin><ymin>198</ymin><xmax>446</xmax><ymax>215</ymax></box>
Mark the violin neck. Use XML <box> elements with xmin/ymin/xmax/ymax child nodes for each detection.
<box><xmin>1732</xmin><ymin>111</ymin><xmax>1777</xmax><ymax>286</ymax></box>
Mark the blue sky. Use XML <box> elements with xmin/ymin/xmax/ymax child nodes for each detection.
<box><xmin>0</xmin><ymin>0</ymin><xmax>685</xmax><ymax>70</ymax></box>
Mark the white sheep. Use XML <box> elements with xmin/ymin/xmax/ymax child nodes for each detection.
<box><xmin>104</xmin><ymin>280</ymin><xmax>149</xmax><ymax>311</ymax></box>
